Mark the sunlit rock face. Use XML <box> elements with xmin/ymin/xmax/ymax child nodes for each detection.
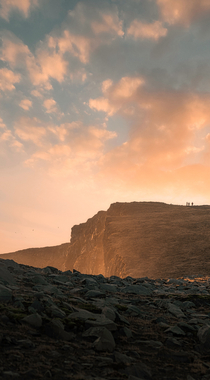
<box><xmin>2</xmin><ymin>202</ymin><xmax>210</xmax><ymax>278</ymax></box>
<box><xmin>67</xmin><ymin>202</ymin><xmax>210</xmax><ymax>278</ymax></box>
<box><xmin>65</xmin><ymin>211</ymin><xmax>107</xmax><ymax>275</ymax></box>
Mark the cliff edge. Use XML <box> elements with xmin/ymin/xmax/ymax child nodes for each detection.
<box><xmin>2</xmin><ymin>202</ymin><xmax>210</xmax><ymax>278</ymax></box>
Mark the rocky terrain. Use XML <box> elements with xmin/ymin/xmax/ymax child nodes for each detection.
<box><xmin>1</xmin><ymin>257</ymin><xmax>210</xmax><ymax>379</ymax></box>
<box><xmin>2</xmin><ymin>202</ymin><xmax>210</xmax><ymax>279</ymax></box>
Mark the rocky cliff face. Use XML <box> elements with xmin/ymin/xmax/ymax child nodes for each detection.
<box><xmin>2</xmin><ymin>201</ymin><xmax>210</xmax><ymax>278</ymax></box>
<box><xmin>67</xmin><ymin>201</ymin><xmax>210</xmax><ymax>278</ymax></box>
<box><xmin>65</xmin><ymin>211</ymin><xmax>107</xmax><ymax>275</ymax></box>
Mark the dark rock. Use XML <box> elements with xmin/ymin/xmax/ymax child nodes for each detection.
<box><xmin>124</xmin><ymin>363</ymin><xmax>152</xmax><ymax>379</ymax></box>
<box><xmin>0</xmin><ymin>285</ymin><xmax>13</xmax><ymax>302</ymax></box>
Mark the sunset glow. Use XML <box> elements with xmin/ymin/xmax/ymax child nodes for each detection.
<box><xmin>1</xmin><ymin>0</ymin><xmax>210</xmax><ymax>253</ymax></box>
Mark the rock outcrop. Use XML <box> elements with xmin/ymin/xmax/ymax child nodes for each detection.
<box><xmin>2</xmin><ymin>201</ymin><xmax>210</xmax><ymax>278</ymax></box>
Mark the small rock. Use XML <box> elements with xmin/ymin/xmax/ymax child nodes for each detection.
<box><xmin>167</xmin><ymin>303</ymin><xmax>186</xmax><ymax>318</ymax></box>
<box><xmin>165</xmin><ymin>325</ymin><xmax>186</xmax><ymax>336</ymax></box>
<box><xmin>124</xmin><ymin>363</ymin><xmax>152</xmax><ymax>379</ymax></box>
<box><xmin>102</xmin><ymin>306</ymin><xmax>116</xmax><ymax>321</ymax></box>
<box><xmin>2</xmin><ymin>371</ymin><xmax>20</xmax><ymax>378</ymax></box>
<box><xmin>85</xmin><ymin>290</ymin><xmax>106</xmax><ymax>298</ymax></box>
<box><xmin>0</xmin><ymin>265</ymin><xmax>16</xmax><ymax>285</ymax></box>
<box><xmin>165</xmin><ymin>337</ymin><xmax>182</xmax><ymax>348</ymax></box>
<box><xmin>44</xmin><ymin>319</ymin><xmax>75</xmax><ymax>341</ymax></box>
<box><xmin>100</xmin><ymin>284</ymin><xmax>118</xmax><ymax>293</ymax></box>
<box><xmin>121</xmin><ymin>285</ymin><xmax>152</xmax><ymax>296</ymax></box>
<box><xmin>22</xmin><ymin>313</ymin><xmax>42</xmax><ymax>327</ymax></box>
<box><xmin>114</xmin><ymin>351</ymin><xmax>133</xmax><ymax>364</ymax></box>
<box><xmin>0</xmin><ymin>284</ymin><xmax>13</xmax><ymax>302</ymax></box>
<box><xmin>83</xmin><ymin>326</ymin><xmax>115</xmax><ymax>352</ymax></box>
<box><xmin>17</xmin><ymin>339</ymin><xmax>34</xmax><ymax>348</ymax></box>
<box><xmin>122</xmin><ymin>326</ymin><xmax>133</xmax><ymax>338</ymax></box>
<box><xmin>197</xmin><ymin>325</ymin><xmax>210</xmax><ymax>349</ymax></box>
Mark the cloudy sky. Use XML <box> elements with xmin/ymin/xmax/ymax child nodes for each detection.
<box><xmin>1</xmin><ymin>0</ymin><xmax>210</xmax><ymax>253</ymax></box>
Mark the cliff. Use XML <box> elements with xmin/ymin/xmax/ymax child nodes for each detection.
<box><xmin>65</xmin><ymin>211</ymin><xmax>107</xmax><ymax>275</ymax></box>
<box><xmin>67</xmin><ymin>201</ymin><xmax>210</xmax><ymax>278</ymax></box>
<box><xmin>2</xmin><ymin>202</ymin><xmax>210</xmax><ymax>278</ymax></box>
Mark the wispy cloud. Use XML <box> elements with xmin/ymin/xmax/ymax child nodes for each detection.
<box><xmin>0</xmin><ymin>67</ymin><xmax>20</xmax><ymax>91</ymax></box>
<box><xmin>89</xmin><ymin>76</ymin><xmax>144</xmax><ymax>116</ymax></box>
<box><xmin>0</xmin><ymin>118</ymin><xmax>6</xmax><ymax>128</ymax></box>
<box><xmin>89</xmin><ymin>75</ymin><xmax>210</xmax><ymax>192</ymax></box>
<box><xmin>91</xmin><ymin>12</ymin><xmax>124</xmax><ymax>36</ymax></box>
<box><xmin>49</xmin><ymin>31</ymin><xmax>92</xmax><ymax>64</ymax></box>
<box><xmin>14</xmin><ymin>117</ymin><xmax>47</xmax><ymax>145</ymax></box>
<box><xmin>19</xmin><ymin>99</ymin><xmax>32</xmax><ymax>110</ymax></box>
<box><xmin>0</xmin><ymin>31</ymin><xmax>68</xmax><ymax>89</ymax></box>
<box><xmin>127</xmin><ymin>20</ymin><xmax>167</xmax><ymax>40</ymax></box>
<box><xmin>157</xmin><ymin>0</ymin><xmax>210</xmax><ymax>26</ymax></box>
<box><xmin>43</xmin><ymin>98</ymin><xmax>58</xmax><ymax>114</ymax></box>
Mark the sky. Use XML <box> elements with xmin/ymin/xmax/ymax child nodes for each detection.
<box><xmin>1</xmin><ymin>0</ymin><xmax>210</xmax><ymax>253</ymax></box>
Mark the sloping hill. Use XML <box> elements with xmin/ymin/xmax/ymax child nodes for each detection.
<box><xmin>1</xmin><ymin>243</ymin><xmax>70</xmax><ymax>272</ymax></box>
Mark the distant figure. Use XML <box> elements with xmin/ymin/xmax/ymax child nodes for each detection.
<box><xmin>191</xmin><ymin>202</ymin><xmax>193</xmax><ymax>206</ymax></box>
<box><xmin>186</xmin><ymin>202</ymin><xmax>190</xmax><ymax>206</ymax></box>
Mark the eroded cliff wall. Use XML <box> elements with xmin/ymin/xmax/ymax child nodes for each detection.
<box><xmin>65</xmin><ymin>211</ymin><xmax>107</xmax><ymax>275</ymax></box>
<box><xmin>67</xmin><ymin>202</ymin><xmax>210</xmax><ymax>278</ymax></box>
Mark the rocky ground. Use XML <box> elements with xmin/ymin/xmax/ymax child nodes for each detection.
<box><xmin>1</xmin><ymin>258</ymin><xmax>210</xmax><ymax>379</ymax></box>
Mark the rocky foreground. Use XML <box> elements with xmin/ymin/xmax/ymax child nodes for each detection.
<box><xmin>1</xmin><ymin>258</ymin><xmax>210</xmax><ymax>379</ymax></box>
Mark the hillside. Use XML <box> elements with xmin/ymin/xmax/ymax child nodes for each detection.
<box><xmin>2</xmin><ymin>202</ymin><xmax>210</xmax><ymax>278</ymax></box>
<box><xmin>1</xmin><ymin>243</ymin><xmax>70</xmax><ymax>272</ymax></box>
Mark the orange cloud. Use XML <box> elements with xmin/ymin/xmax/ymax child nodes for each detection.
<box><xmin>89</xmin><ymin>76</ymin><xmax>144</xmax><ymax>116</ymax></box>
<box><xmin>157</xmin><ymin>0</ymin><xmax>210</xmax><ymax>26</ymax></box>
<box><xmin>102</xmin><ymin>79</ymin><xmax>113</xmax><ymax>93</ymax></box>
<box><xmin>89</xmin><ymin>97</ymin><xmax>117</xmax><ymax>116</ymax></box>
<box><xmin>0</xmin><ymin>34</ymin><xmax>30</xmax><ymax>67</ymax></box>
<box><xmin>0</xmin><ymin>67</ymin><xmax>21</xmax><ymax>91</ymax></box>
<box><xmin>127</xmin><ymin>20</ymin><xmax>167</xmax><ymax>40</ymax></box>
<box><xmin>31</xmin><ymin>89</ymin><xmax>43</xmax><ymax>98</ymax></box>
<box><xmin>0</xmin><ymin>120</ymin><xmax>24</xmax><ymax>153</ymax></box>
<box><xmin>43</xmin><ymin>98</ymin><xmax>58</xmax><ymax>114</ymax></box>
<box><xmin>34</xmin><ymin>50</ymin><xmax>68</xmax><ymax>84</ymax></box>
<box><xmin>111</xmin><ymin>77</ymin><xmax>144</xmax><ymax>99</ymax></box>
<box><xmin>20</xmin><ymin>119</ymin><xmax>116</xmax><ymax>176</ymax></box>
<box><xmin>50</xmin><ymin>31</ymin><xmax>93</xmax><ymax>64</ymax></box>
<box><xmin>19</xmin><ymin>99</ymin><xmax>32</xmax><ymax>110</ymax></box>
<box><xmin>0</xmin><ymin>32</ymin><xmax>68</xmax><ymax>89</ymax></box>
<box><xmin>47</xmin><ymin>3</ymin><xmax>124</xmax><ymax>65</ymax></box>
<box><xmin>89</xmin><ymin>76</ymin><xmax>210</xmax><ymax>199</ymax></box>
<box><xmin>0</xmin><ymin>129</ymin><xmax>13</xmax><ymax>141</ymax></box>
<box><xmin>91</xmin><ymin>12</ymin><xmax>124</xmax><ymax>36</ymax></box>
<box><xmin>0</xmin><ymin>0</ymin><xmax>38</xmax><ymax>21</ymax></box>
<box><xmin>0</xmin><ymin>118</ymin><xmax>6</xmax><ymax>128</ymax></box>
<box><xmin>14</xmin><ymin>117</ymin><xmax>46</xmax><ymax>145</ymax></box>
